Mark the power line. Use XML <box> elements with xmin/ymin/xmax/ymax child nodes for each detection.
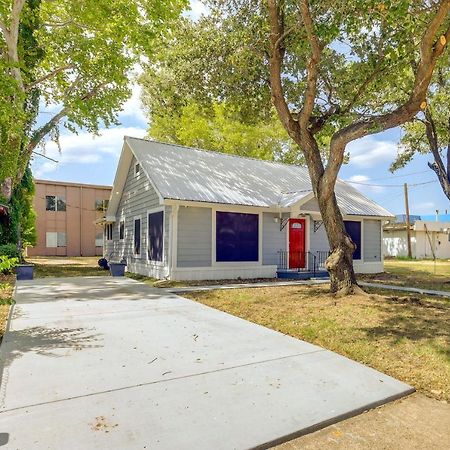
<box><xmin>362</xmin><ymin>170</ymin><xmax>430</xmax><ymax>181</ymax></box>
<box><xmin>345</xmin><ymin>179</ymin><xmax>438</xmax><ymax>188</ymax></box>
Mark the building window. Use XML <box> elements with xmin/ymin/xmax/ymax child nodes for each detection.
<box><xmin>134</xmin><ymin>218</ymin><xmax>141</xmax><ymax>255</ymax></box>
<box><xmin>344</xmin><ymin>220</ymin><xmax>361</xmax><ymax>260</ymax></box>
<box><xmin>148</xmin><ymin>211</ymin><xmax>163</xmax><ymax>261</ymax></box>
<box><xmin>134</xmin><ymin>163</ymin><xmax>140</xmax><ymax>176</ymax></box>
<box><xmin>216</xmin><ymin>212</ymin><xmax>259</xmax><ymax>262</ymax></box>
<box><xmin>105</xmin><ymin>224</ymin><xmax>113</xmax><ymax>241</ymax></box>
<box><xmin>46</xmin><ymin>232</ymin><xmax>66</xmax><ymax>248</ymax></box>
<box><xmin>46</xmin><ymin>195</ymin><xmax>66</xmax><ymax>211</ymax></box>
<box><xmin>119</xmin><ymin>220</ymin><xmax>125</xmax><ymax>240</ymax></box>
<box><xmin>95</xmin><ymin>232</ymin><xmax>103</xmax><ymax>247</ymax></box>
<box><xmin>95</xmin><ymin>199</ymin><xmax>109</xmax><ymax>212</ymax></box>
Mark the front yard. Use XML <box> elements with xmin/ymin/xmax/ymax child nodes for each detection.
<box><xmin>360</xmin><ymin>258</ymin><xmax>450</xmax><ymax>292</ymax></box>
<box><xmin>186</xmin><ymin>284</ymin><xmax>450</xmax><ymax>402</ymax></box>
<box><xmin>0</xmin><ymin>273</ymin><xmax>14</xmax><ymax>341</ymax></box>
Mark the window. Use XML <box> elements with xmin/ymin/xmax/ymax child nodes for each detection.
<box><xmin>46</xmin><ymin>232</ymin><xmax>66</xmax><ymax>248</ymax></box>
<box><xmin>216</xmin><ymin>212</ymin><xmax>259</xmax><ymax>262</ymax></box>
<box><xmin>95</xmin><ymin>199</ymin><xmax>109</xmax><ymax>212</ymax></box>
<box><xmin>134</xmin><ymin>163</ymin><xmax>140</xmax><ymax>176</ymax></box>
<box><xmin>95</xmin><ymin>232</ymin><xmax>103</xmax><ymax>247</ymax></box>
<box><xmin>119</xmin><ymin>220</ymin><xmax>125</xmax><ymax>240</ymax></box>
<box><xmin>134</xmin><ymin>218</ymin><xmax>141</xmax><ymax>255</ymax></box>
<box><xmin>148</xmin><ymin>211</ymin><xmax>164</xmax><ymax>261</ymax></box>
<box><xmin>105</xmin><ymin>224</ymin><xmax>113</xmax><ymax>241</ymax></box>
<box><xmin>46</xmin><ymin>195</ymin><xmax>66</xmax><ymax>211</ymax></box>
<box><xmin>344</xmin><ymin>220</ymin><xmax>361</xmax><ymax>260</ymax></box>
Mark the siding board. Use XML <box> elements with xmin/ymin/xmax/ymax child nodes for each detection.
<box><xmin>262</xmin><ymin>213</ymin><xmax>288</xmax><ymax>265</ymax></box>
<box><xmin>364</xmin><ymin>219</ymin><xmax>381</xmax><ymax>262</ymax></box>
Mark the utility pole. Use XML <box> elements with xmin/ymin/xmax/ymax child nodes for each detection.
<box><xmin>404</xmin><ymin>183</ymin><xmax>412</xmax><ymax>258</ymax></box>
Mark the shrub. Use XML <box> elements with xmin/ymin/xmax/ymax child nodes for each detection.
<box><xmin>0</xmin><ymin>255</ymin><xmax>19</xmax><ymax>274</ymax></box>
<box><xmin>0</xmin><ymin>243</ymin><xmax>21</xmax><ymax>259</ymax></box>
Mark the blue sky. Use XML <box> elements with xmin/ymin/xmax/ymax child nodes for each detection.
<box><xmin>31</xmin><ymin>1</ymin><xmax>448</xmax><ymax>217</ymax></box>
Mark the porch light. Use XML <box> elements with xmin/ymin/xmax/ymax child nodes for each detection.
<box><xmin>274</xmin><ymin>217</ymin><xmax>279</xmax><ymax>223</ymax></box>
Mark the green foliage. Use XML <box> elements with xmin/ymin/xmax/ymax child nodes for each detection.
<box><xmin>146</xmin><ymin>99</ymin><xmax>303</xmax><ymax>162</ymax></box>
<box><xmin>0</xmin><ymin>244</ymin><xmax>21</xmax><ymax>259</ymax></box>
<box><xmin>0</xmin><ymin>167</ymin><xmax>37</xmax><ymax>250</ymax></box>
<box><xmin>0</xmin><ymin>255</ymin><xmax>19</xmax><ymax>275</ymax></box>
<box><xmin>0</xmin><ymin>0</ymin><xmax>188</xmax><ymax>191</ymax></box>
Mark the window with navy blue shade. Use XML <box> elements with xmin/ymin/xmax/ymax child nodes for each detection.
<box><xmin>148</xmin><ymin>211</ymin><xmax>164</xmax><ymax>262</ymax></box>
<box><xmin>216</xmin><ymin>212</ymin><xmax>259</xmax><ymax>262</ymax></box>
<box><xmin>134</xmin><ymin>218</ymin><xmax>141</xmax><ymax>255</ymax></box>
<box><xmin>344</xmin><ymin>220</ymin><xmax>361</xmax><ymax>260</ymax></box>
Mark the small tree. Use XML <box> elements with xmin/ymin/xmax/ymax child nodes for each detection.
<box><xmin>392</xmin><ymin>65</ymin><xmax>450</xmax><ymax>200</ymax></box>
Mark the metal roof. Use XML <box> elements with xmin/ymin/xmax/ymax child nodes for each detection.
<box><xmin>125</xmin><ymin>137</ymin><xmax>394</xmax><ymax>218</ymax></box>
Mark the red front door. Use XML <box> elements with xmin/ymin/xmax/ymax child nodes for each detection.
<box><xmin>289</xmin><ymin>219</ymin><xmax>306</xmax><ymax>269</ymax></box>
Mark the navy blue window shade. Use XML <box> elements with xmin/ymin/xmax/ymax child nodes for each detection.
<box><xmin>216</xmin><ymin>212</ymin><xmax>259</xmax><ymax>262</ymax></box>
<box><xmin>134</xmin><ymin>218</ymin><xmax>141</xmax><ymax>255</ymax></box>
<box><xmin>344</xmin><ymin>220</ymin><xmax>361</xmax><ymax>260</ymax></box>
<box><xmin>148</xmin><ymin>211</ymin><xmax>164</xmax><ymax>262</ymax></box>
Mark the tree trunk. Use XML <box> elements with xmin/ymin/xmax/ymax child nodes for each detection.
<box><xmin>316</xmin><ymin>190</ymin><xmax>359</xmax><ymax>294</ymax></box>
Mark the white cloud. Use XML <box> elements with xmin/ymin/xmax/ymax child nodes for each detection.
<box><xmin>347</xmin><ymin>136</ymin><xmax>397</xmax><ymax>168</ymax></box>
<box><xmin>119</xmin><ymin>83</ymin><xmax>147</xmax><ymax>125</ymax></box>
<box><xmin>32</xmin><ymin>126</ymin><xmax>146</xmax><ymax>178</ymax></box>
<box><xmin>346</xmin><ymin>174</ymin><xmax>386</xmax><ymax>194</ymax></box>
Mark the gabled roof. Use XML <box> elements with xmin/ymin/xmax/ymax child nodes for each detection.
<box><xmin>106</xmin><ymin>137</ymin><xmax>394</xmax><ymax>219</ymax></box>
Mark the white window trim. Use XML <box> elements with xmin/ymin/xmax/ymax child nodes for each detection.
<box><xmin>105</xmin><ymin>223</ymin><xmax>113</xmax><ymax>242</ymax></box>
<box><xmin>134</xmin><ymin>162</ymin><xmax>140</xmax><ymax>176</ymax></box>
<box><xmin>343</xmin><ymin>218</ymin><xmax>363</xmax><ymax>261</ymax></box>
<box><xmin>147</xmin><ymin>206</ymin><xmax>165</xmax><ymax>267</ymax></box>
<box><xmin>211</xmin><ymin>207</ymin><xmax>263</xmax><ymax>267</ymax></box>
<box><xmin>133</xmin><ymin>215</ymin><xmax>142</xmax><ymax>257</ymax></box>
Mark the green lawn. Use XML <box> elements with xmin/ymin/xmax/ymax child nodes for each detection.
<box><xmin>186</xmin><ymin>284</ymin><xmax>450</xmax><ymax>402</ymax></box>
<box><xmin>360</xmin><ymin>259</ymin><xmax>450</xmax><ymax>292</ymax></box>
<box><xmin>27</xmin><ymin>256</ymin><xmax>110</xmax><ymax>278</ymax></box>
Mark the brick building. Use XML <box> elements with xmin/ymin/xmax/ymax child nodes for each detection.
<box><xmin>28</xmin><ymin>179</ymin><xmax>111</xmax><ymax>257</ymax></box>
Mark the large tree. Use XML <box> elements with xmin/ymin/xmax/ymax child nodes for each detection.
<box><xmin>0</xmin><ymin>0</ymin><xmax>187</xmax><ymax>202</ymax></box>
<box><xmin>392</xmin><ymin>62</ymin><xmax>450</xmax><ymax>200</ymax></box>
<box><xmin>146</xmin><ymin>1</ymin><xmax>450</xmax><ymax>294</ymax></box>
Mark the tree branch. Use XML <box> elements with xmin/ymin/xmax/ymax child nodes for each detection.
<box><xmin>298</xmin><ymin>0</ymin><xmax>323</xmax><ymax>131</ymax></box>
<box><xmin>25</xmin><ymin>64</ymin><xmax>74</xmax><ymax>90</ymax></box>
<box><xmin>325</xmin><ymin>0</ymin><xmax>450</xmax><ymax>188</ymax></box>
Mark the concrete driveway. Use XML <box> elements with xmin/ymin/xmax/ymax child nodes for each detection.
<box><xmin>0</xmin><ymin>277</ymin><xmax>413</xmax><ymax>449</ymax></box>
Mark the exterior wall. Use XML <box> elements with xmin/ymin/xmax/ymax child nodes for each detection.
<box><xmin>28</xmin><ymin>180</ymin><xmax>111</xmax><ymax>257</ymax></box>
<box><xmin>177</xmin><ymin>206</ymin><xmax>212</xmax><ymax>267</ymax></box>
<box><xmin>363</xmin><ymin>219</ymin><xmax>381</xmax><ymax>262</ymax></box>
<box><xmin>262</xmin><ymin>212</ymin><xmax>288</xmax><ymax>265</ymax></box>
<box><xmin>104</xmin><ymin>156</ymin><xmax>170</xmax><ymax>279</ymax></box>
<box><xmin>309</xmin><ymin>220</ymin><xmax>330</xmax><ymax>253</ymax></box>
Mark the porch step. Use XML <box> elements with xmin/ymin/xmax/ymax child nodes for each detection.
<box><xmin>276</xmin><ymin>270</ymin><xmax>329</xmax><ymax>280</ymax></box>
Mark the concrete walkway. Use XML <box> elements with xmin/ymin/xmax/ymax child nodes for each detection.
<box><xmin>0</xmin><ymin>277</ymin><xmax>413</xmax><ymax>449</ymax></box>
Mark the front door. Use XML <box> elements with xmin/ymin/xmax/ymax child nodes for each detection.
<box><xmin>289</xmin><ymin>219</ymin><xmax>306</xmax><ymax>269</ymax></box>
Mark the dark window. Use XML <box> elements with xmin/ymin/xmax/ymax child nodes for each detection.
<box><xmin>344</xmin><ymin>220</ymin><xmax>361</xmax><ymax>260</ymax></box>
<box><xmin>46</xmin><ymin>195</ymin><xmax>56</xmax><ymax>211</ymax></box>
<box><xmin>119</xmin><ymin>220</ymin><xmax>125</xmax><ymax>240</ymax></box>
<box><xmin>105</xmin><ymin>224</ymin><xmax>113</xmax><ymax>241</ymax></box>
<box><xmin>46</xmin><ymin>195</ymin><xmax>66</xmax><ymax>211</ymax></box>
<box><xmin>134</xmin><ymin>218</ymin><xmax>141</xmax><ymax>255</ymax></box>
<box><xmin>56</xmin><ymin>197</ymin><xmax>66</xmax><ymax>211</ymax></box>
<box><xmin>135</xmin><ymin>163</ymin><xmax>140</xmax><ymax>175</ymax></box>
<box><xmin>216</xmin><ymin>212</ymin><xmax>259</xmax><ymax>262</ymax></box>
<box><xmin>148</xmin><ymin>211</ymin><xmax>164</xmax><ymax>261</ymax></box>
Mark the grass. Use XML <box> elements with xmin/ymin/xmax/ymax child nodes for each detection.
<box><xmin>27</xmin><ymin>256</ymin><xmax>110</xmax><ymax>278</ymax></box>
<box><xmin>0</xmin><ymin>273</ymin><xmax>15</xmax><ymax>342</ymax></box>
<box><xmin>185</xmin><ymin>284</ymin><xmax>450</xmax><ymax>402</ymax></box>
<box><xmin>360</xmin><ymin>259</ymin><xmax>450</xmax><ymax>292</ymax></box>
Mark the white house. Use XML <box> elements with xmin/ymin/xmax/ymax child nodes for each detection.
<box><xmin>384</xmin><ymin>220</ymin><xmax>450</xmax><ymax>259</ymax></box>
<box><xmin>104</xmin><ymin>137</ymin><xmax>393</xmax><ymax>280</ymax></box>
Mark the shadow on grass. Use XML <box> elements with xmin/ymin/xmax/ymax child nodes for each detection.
<box><xmin>33</xmin><ymin>264</ymin><xmax>110</xmax><ymax>278</ymax></box>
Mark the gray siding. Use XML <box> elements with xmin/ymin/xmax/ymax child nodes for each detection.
<box><xmin>309</xmin><ymin>220</ymin><xmax>330</xmax><ymax>253</ymax></box>
<box><xmin>364</xmin><ymin>219</ymin><xmax>381</xmax><ymax>262</ymax></box>
<box><xmin>301</xmin><ymin>197</ymin><xmax>320</xmax><ymax>212</ymax></box>
<box><xmin>262</xmin><ymin>213</ymin><xmax>288</xmax><ymax>265</ymax></box>
<box><xmin>105</xmin><ymin>156</ymin><xmax>170</xmax><ymax>277</ymax></box>
<box><xmin>177</xmin><ymin>207</ymin><xmax>212</xmax><ymax>267</ymax></box>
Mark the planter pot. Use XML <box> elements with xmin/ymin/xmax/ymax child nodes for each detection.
<box><xmin>110</xmin><ymin>262</ymin><xmax>126</xmax><ymax>277</ymax></box>
<box><xmin>16</xmin><ymin>264</ymin><xmax>34</xmax><ymax>281</ymax></box>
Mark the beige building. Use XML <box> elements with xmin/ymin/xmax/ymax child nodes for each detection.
<box><xmin>28</xmin><ymin>179</ymin><xmax>111</xmax><ymax>257</ymax></box>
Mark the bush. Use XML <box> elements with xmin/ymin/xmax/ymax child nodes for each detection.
<box><xmin>0</xmin><ymin>243</ymin><xmax>21</xmax><ymax>259</ymax></box>
<box><xmin>0</xmin><ymin>255</ymin><xmax>19</xmax><ymax>274</ymax></box>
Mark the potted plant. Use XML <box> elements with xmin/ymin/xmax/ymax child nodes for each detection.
<box><xmin>15</xmin><ymin>224</ymin><xmax>34</xmax><ymax>280</ymax></box>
